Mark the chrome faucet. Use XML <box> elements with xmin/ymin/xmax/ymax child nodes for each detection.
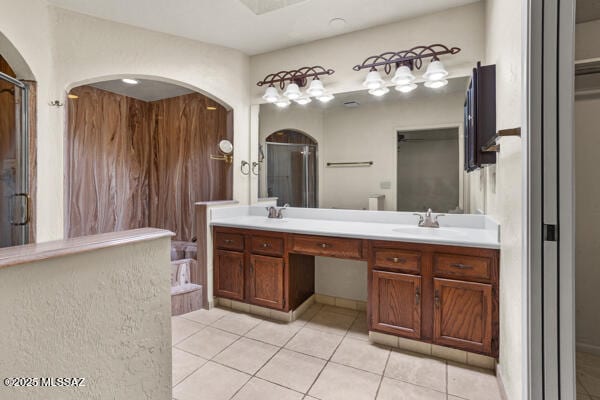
<box><xmin>413</xmin><ymin>208</ymin><xmax>444</xmax><ymax>228</ymax></box>
<box><xmin>266</xmin><ymin>204</ymin><xmax>289</xmax><ymax>219</ymax></box>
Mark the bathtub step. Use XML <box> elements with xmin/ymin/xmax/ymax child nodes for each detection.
<box><xmin>171</xmin><ymin>284</ymin><xmax>202</xmax><ymax>316</ymax></box>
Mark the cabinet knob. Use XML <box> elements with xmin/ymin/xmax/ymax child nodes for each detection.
<box><xmin>318</xmin><ymin>243</ymin><xmax>330</xmax><ymax>249</ymax></box>
<box><xmin>224</xmin><ymin>239</ymin><xmax>234</xmax><ymax>244</ymax></box>
<box><xmin>434</xmin><ymin>289</ymin><xmax>440</xmax><ymax>308</ymax></box>
<box><xmin>262</xmin><ymin>242</ymin><xmax>271</xmax><ymax>248</ymax></box>
<box><xmin>450</xmin><ymin>263</ymin><xmax>473</xmax><ymax>270</ymax></box>
<box><xmin>415</xmin><ymin>287</ymin><xmax>421</xmax><ymax>305</ymax></box>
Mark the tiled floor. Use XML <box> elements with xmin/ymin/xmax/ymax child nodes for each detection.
<box><xmin>171</xmin><ymin>303</ymin><xmax>503</xmax><ymax>400</ymax></box>
<box><xmin>577</xmin><ymin>352</ymin><xmax>600</xmax><ymax>399</ymax></box>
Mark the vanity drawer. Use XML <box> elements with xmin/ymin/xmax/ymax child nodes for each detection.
<box><xmin>373</xmin><ymin>248</ymin><xmax>421</xmax><ymax>274</ymax></box>
<box><xmin>433</xmin><ymin>253</ymin><xmax>492</xmax><ymax>281</ymax></box>
<box><xmin>215</xmin><ymin>231</ymin><xmax>245</xmax><ymax>251</ymax></box>
<box><xmin>250</xmin><ymin>235</ymin><xmax>285</xmax><ymax>256</ymax></box>
<box><xmin>290</xmin><ymin>234</ymin><xmax>364</xmax><ymax>259</ymax></box>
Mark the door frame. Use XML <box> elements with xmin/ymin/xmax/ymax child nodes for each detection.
<box><xmin>527</xmin><ymin>0</ymin><xmax>576</xmax><ymax>398</ymax></box>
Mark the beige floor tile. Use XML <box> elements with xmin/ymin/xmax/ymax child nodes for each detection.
<box><xmin>257</xmin><ymin>348</ymin><xmax>326</xmax><ymax>393</ymax></box>
<box><xmin>285</xmin><ymin>326</ymin><xmax>344</xmax><ymax>359</ymax></box>
<box><xmin>171</xmin><ymin>316</ymin><xmax>205</xmax><ymax>345</ymax></box>
<box><xmin>245</xmin><ymin>319</ymin><xmax>303</xmax><ymax>346</ymax></box>
<box><xmin>296</xmin><ymin>303</ymin><xmax>324</xmax><ymax>323</ymax></box>
<box><xmin>308</xmin><ymin>362</ymin><xmax>380</xmax><ymax>400</ymax></box>
<box><xmin>384</xmin><ymin>350</ymin><xmax>446</xmax><ymax>393</ymax></box>
<box><xmin>331</xmin><ymin>337</ymin><xmax>390</xmax><ymax>374</ymax></box>
<box><xmin>173</xmin><ymin>361</ymin><xmax>250</xmax><ymax>400</ymax></box>
<box><xmin>347</xmin><ymin>313</ymin><xmax>369</xmax><ymax>341</ymax></box>
<box><xmin>447</xmin><ymin>362</ymin><xmax>501</xmax><ymax>400</ymax></box>
<box><xmin>305</xmin><ymin>310</ymin><xmax>355</xmax><ymax>335</ymax></box>
<box><xmin>211</xmin><ymin>312</ymin><xmax>263</xmax><ymax>335</ymax></box>
<box><xmin>232</xmin><ymin>377</ymin><xmax>304</xmax><ymax>400</ymax></box>
<box><xmin>377</xmin><ymin>377</ymin><xmax>446</xmax><ymax>400</ymax></box>
<box><xmin>172</xmin><ymin>348</ymin><xmax>208</xmax><ymax>387</ymax></box>
<box><xmin>175</xmin><ymin>326</ymin><xmax>239</xmax><ymax>359</ymax></box>
<box><xmin>181</xmin><ymin>307</ymin><xmax>231</xmax><ymax>325</ymax></box>
<box><xmin>321</xmin><ymin>305</ymin><xmax>359</xmax><ymax>317</ymax></box>
<box><xmin>213</xmin><ymin>337</ymin><xmax>279</xmax><ymax>374</ymax></box>
<box><xmin>447</xmin><ymin>396</ymin><xmax>466</xmax><ymax>400</ymax></box>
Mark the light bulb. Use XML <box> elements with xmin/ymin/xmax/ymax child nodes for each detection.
<box><xmin>274</xmin><ymin>97</ymin><xmax>291</xmax><ymax>108</ymax></box>
<box><xmin>294</xmin><ymin>95</ymin><xmax>312</xmax><ymax>105</ymax></box>
<box><xmin>317</xmin><ymin>92</ymin><xmax>335</xmax><ymax>103</ymax></box>
<box><xmin>424</xmin><ymin>79</ymin><xmax>448</xmax><ymax>89</ymax></box>
<box><xmin>395</xmin><ymin>83</ymin><xmax>418</xmax><ymax>93</ymax></box>
<box><xmin>368</xmin><ymin>86</ymin><xmax>390</xmax><ymax>97</ymax></box>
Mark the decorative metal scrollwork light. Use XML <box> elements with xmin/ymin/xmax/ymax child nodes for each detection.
<box><xmin>257</xmin><ymin>66</ymin><xmax>336</xmax><ymax>107</ymax></box>
<box><xmin>353</xmin><ymin>44</ymin><xmax>461</xmax><ymax>96</ymax></box>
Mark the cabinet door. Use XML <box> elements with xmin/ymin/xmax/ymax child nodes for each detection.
<box><xmin>371</xmin><ymin>270</ymin><xmax>421</xmax><ymax>339</ymax></box>
<box><xmin>214</xmin><ymin>250</ymin><xmax>244</xmax><ymax>301</ymax></box>
<box><xmin>433</xmin><ymin>278</ymin><xmax>492</xmax><ymax>354</ymax></box>
<box><xmin>249</xmin><ymin>254</ymin><xmax>285</xmax><ymax>310</ymax></box>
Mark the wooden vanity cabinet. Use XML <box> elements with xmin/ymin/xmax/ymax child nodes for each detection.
<box><xmin>368</xmin><ymin>241</ymin><xmax>499</xmax><ymax>357</ymax></box>
<box><xmin>249</xmin><ymin>254</ymin><xmax>285</xmax><ymax>309</ymax></box>
<box><xmin>214</xmin><ymin>249</ymin><xmax>245</xmax><ymax>301</ymax></box>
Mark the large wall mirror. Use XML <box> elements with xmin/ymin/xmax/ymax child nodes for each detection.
<box><xmin>254</xmin><ymin>76</ymin><xmax>480</xmax><ymax>214</ymax></box>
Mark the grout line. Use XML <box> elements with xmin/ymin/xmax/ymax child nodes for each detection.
<box><xmin>374</xmin><ymin>349</ymin><xmax>392</xmax><ymax>399</ymax></box>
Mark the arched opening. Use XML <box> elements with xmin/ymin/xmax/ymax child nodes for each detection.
<box><xmin>0</xmin><ymin>31</ymin><xmax>36</xmax><ymax>248</ymax></box>
<box><xmin>262</xmin><ymin>129</ymin><xmax>318</xmax><ymax>208</ymax></box>
<box><xmin>64</xmin><ymin>78</ymin><xmax>234</xmax><ymax>241</ymax></box>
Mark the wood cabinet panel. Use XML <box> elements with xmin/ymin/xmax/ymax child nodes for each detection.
<box><xmin>371</xmin><ymin>271</ymin><xmax>421</xmax><ymax>339</ymax></box>
<box><xmin>433</xmin><ymin>278</ymin><xmax>492</xmax><ymax>354</ymax></box>
<box><xmin>215</xmin><ymin>232</ymin><xmax>245</xmax><ymax>251</ymax></box>
<box><xmin>433</xmin><ymin>253</ymin><xmax>492</xmax><ymax>282</ymax></box>
<box><xmin>250</xmin><ymin>235</ymin><xmax>285</xmax><ymax>256</ymax></box>
<box><xmin>373</xmin><ymin>248</ymin><xmax>421</xmax><ymax>274</ymax></box>
<box><xmin>249</xmin><ymin>254</ymin><xmax>285</xmax><ymax>310</ymax></box>
<box><xmin>214</xmin><ymin>249</ymin><xmax>244</xmax><ymax>301</ymax></box>
<box><xmin>290</xmin><ymin>234</ymin><xmax>364</xmax><ymax>260</ymax></box>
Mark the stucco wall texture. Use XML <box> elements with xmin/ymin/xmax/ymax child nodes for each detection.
<box><xmin>0</xmin><ymin>237</ymin><xmax>172</xmax><ymax>400</ymax></box>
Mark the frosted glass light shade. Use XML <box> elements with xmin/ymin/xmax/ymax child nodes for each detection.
<box><xmin>274</xmin><ymin>97</ymin><xmax>291</xmax><ymax>107</ymax></box>
<box><xmin>262</xmin><ymin>86</ymin><xmax>279</xmax><ymax>103</ymax></box>
<box><xmin>306</xmin><ymin>79</ymin><xmax>325</xmax><ymax>97</ymax></box>
<box><xmin>295</xmin><ymin>95</ymin><xmax>312</xmax><ymax>105</ymax></box>
<box><xmin>395</xmin><ymin>83</ymin><xmax>418</xmax><ymax>93</ymax></box>
<box><xmin>362</xmin><ymin>70</ymin><xmax>385</xmax><ymax>90</ymax></box>
<box><xmin>283</xmin><ymin>83</ymin><xmax>302</xmax><ymax>100</ymax></box>
<box><xmin>368</xmin><ymin>86</ymin><xmax>390</xmax><ymax>97</ymax></box>
<box><xmin>424</xmin><ymin>79</ymin><xmax>448</xmax><ymax>89</ymax></box>
<box><xmin>391</xmin><ymin>65</ymin><xmax>416</xmax><ymax>85</ymax></box>
<box><xmin>317</xmin><ymin>92</ymin><xmax>335</xmax><ymax>102</ymax></box>
<box><xmin>423</xmin><ymin>60</ymin><xmax>448</xmax><ymax>82</ymax></box>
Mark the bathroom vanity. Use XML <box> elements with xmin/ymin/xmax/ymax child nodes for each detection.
<box><xmin>211</xmin><ymin>209</ymin><xmax>500</xmax><ymax>357</ymax></box>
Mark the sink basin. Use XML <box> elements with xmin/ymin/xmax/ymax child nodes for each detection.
<box><xmin>391</xmin><ymin>225</ymin><xmax>468</xmax><ymax>238</ymax></box>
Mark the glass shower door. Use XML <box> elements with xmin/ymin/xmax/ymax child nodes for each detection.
<box><xmin>0</xmin><ymin>71</ymin><xmax>30</xmax><ymax>247</ymax></box>
<box><xmin>266</xmin><ymin>143</ymin><xmax>317</xmax><ymax>208</ymax></box>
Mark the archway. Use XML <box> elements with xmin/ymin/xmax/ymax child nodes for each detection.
<box><xmin>0</xmin><ymin>31</ymin><xmax>36</xmax><ymax>248</ymax></box>
<box><xmin>262</xmin><ymin>129</ymin><xmax>318</xmax><ymax>208</ymax></box>
<box><xmin>64</xmin><ymin>78</ymin><xmax>233</xmax><ymax>240</ymax></box>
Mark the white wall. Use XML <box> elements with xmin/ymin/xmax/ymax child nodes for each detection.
<box><xmin>483</xmin><ymin>0</ymin><xmax>524</xmax><ymax>398</ymax></box>
<box><xmin>249</xmin><ymin>3</ymin><xmax>485</xmax><ymax>103</ymax></box>
<box><xmin>575</xmin><ymin>19</ymin><xmax>600</xmax><ymax>61</ymax></box>
<box><xmin>0</xmin><ymin>235</ymin><xmax>172</xmax><ymax>400</ymax></box>
<box><xmin>0</xmin><ymin>1</ymin><xmax>252</xmax><ymax>242</ymax></box>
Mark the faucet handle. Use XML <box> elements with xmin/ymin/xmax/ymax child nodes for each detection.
<box><xmin>434</xmin><ymin>213</ymin><xmax>445</xmax><ymax>224</ymax></box>
<box><xmin>413</xmin><ymin>213</ymin><xmax>424</xmax><ymax>226</ymax></box>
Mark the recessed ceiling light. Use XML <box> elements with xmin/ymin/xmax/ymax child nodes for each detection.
<box><xmin>67</xmin><ymin>94</ymin><xmax>79</xmax><ymax>99</ymax></box>
<box><xmin>329</xmin><ymin>18</ymin><xmax>347</xmax><ymax>30</ymax></box>
<box><xmin>121</xmin><ymin>78</ymin><xmax>139</xmax><ymax>85</ymax></box>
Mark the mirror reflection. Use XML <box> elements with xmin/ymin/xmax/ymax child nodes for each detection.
<box><xmin>257</xmin><ymin>76</ymin><xmax>474</xmax><ymax>214</ymax></box>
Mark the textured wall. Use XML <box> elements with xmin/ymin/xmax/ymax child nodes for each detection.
<box><xmin>0</xmin><ymin>236</ymin><xmax>172</xmax><ymax>400</ymax></box>
<box><xmin>66</xmin><ymin>87</ymin><xmax>232</xmax><ymax>241</ymax></box>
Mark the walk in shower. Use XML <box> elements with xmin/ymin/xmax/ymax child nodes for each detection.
<box><xmin>262</xmin><ymin>130</ymin><xmax>318</xmax><ymax>208</ymax></box>
<box><xmin>0</xmin><ymin>67</ymin><xmax>30</xmax><ymax>247</ymax></box>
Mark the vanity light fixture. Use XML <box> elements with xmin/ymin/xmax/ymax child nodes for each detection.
<box><xmin>353</xmin><ymin>44</ymin><xmax>460</xmax><ymax>96</ymax></box>
<box><xmin>121</xmin><ymin>78</ymin><xmax>139</xmax><ymax>85</ymax></box>
<box><xmin>317</xmin><ymin>92</ymin><xmax>335</xmax><ymax>102</ymax></box>
<box><xmin>257</xmin><ymin>66</ymin><xmax>335</xmax><ymax>106</ymax></box>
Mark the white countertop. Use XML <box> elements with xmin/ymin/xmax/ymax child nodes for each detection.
<box><xmin>210</xmin><ymin>210</ymin><xmax>500</xmax><ymax>249</ymax></box>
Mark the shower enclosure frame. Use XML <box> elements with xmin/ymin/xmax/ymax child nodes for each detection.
<box><xmin>264</xmin><ymin>141</ymin><xmax>318</xmax><ymax>208</ymax></box>
<box><xmin>0</xmin><ymin>70</ymin><xmax>31</xmax><ymax>247</ymax></box>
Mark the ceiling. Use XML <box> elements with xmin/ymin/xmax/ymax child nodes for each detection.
<box><xmin>577</xmin><ymin>0</ymin><xmax>600</xmax><ymax>23</ymax></box>
<box><xmin>46</xmin><ymin>0</ymin><xmax>479</xmax><ymax>55</ymax></box>
<box><xmin>88</xmin><ymin>79</ymin><xmax>194</xmax><ymax>102</ymax></box>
